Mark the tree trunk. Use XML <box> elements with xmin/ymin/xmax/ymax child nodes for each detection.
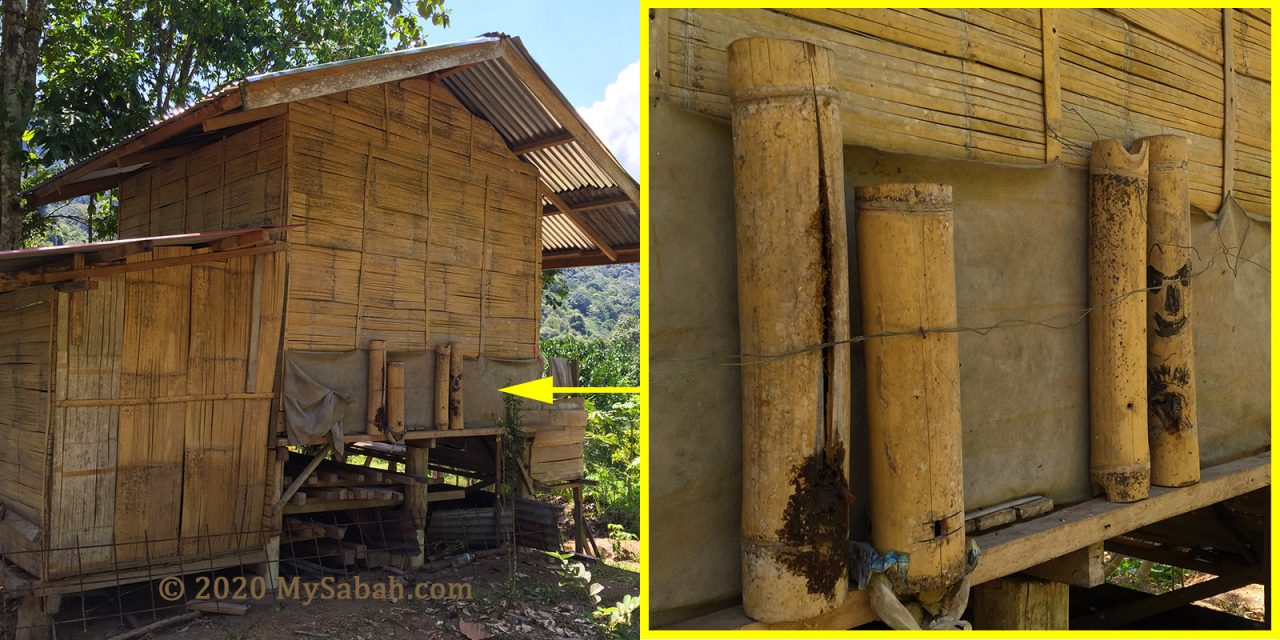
<box><xmin>0</xmin><ymin>0</ymin><xmax>45</xmax><ymax>249</ymax></box>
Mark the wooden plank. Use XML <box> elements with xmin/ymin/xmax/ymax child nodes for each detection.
<box><xmin>1021</xmin><ymin>542</ymin><xmax>1104</xmax><ymax>588</ymax></box>
<box><xmin>671</xmin><ymin>453</ymin><xmax>1268</xmax><ymax>630</ymax></box>
<box><xmin>1222</xmin><ymin>8</ymin><xmax>1236</xmax><ymax>200</ymax></box>
<box><xmin>1041</xmin><ymin>9</ymin><xmax>1062</xmax><ymax>162</ymax></box>
<box><xmin>973</xmin><ymin>575</ymin><xmax>1069</xmax><ymax>630</ymax></box>
<box><xmin>202</xmin><ymin>104</ymin><xmax>289</xmax><ymax>133</ymax></box>
<box><xmin>272</xmin><ymin>445</ymin><xmax>331</xmax><ymax>514</ymax></box>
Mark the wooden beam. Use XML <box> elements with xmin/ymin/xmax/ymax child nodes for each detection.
<box><xmin>0</xmin><ymin>242</ymin><xmax>286</xmax><ymax>294</ymax></box>
<box><xmin>542</xmin><ymin>245</ymin><xmax>639</xmax><ymax>270</ymax></box>
<box><xmin>1023</xmin><ymin>542</ymin><xmax>1104</xmax><ymax>588</ymax></box>
<box><xmin>202</xmin><ymin>103</ymin><xmax>288</xmax><ymax>133</ymax></box>
<box><xmin>669</xmin><ymin>453</ymin><xmax>1269</xmax><ymax>631</ymax></box>
<box><xmin>973</xmin><ymin>575</ymin><xmax>1069</xmax><ymax>630</ymax></box>
<box><xmin>427</xmin><ymin>60</ymin><xmax>483</xmax><ymax>82</ymax></box>
<box><xmin>241</xmin><ymin>38</ymin><xmax>503</xmax><ymax>110</ymax></box>
<box><xmin>274</xmin><ymin>408</ymin><xmax>589</xmax><ymax>446</ymax></box>
<box><xmin>541</xmin><ymin>194</ymin><xmax>633</xmax><ymax>216</ymax></box>
<box><xmin>1222</xmin><ymin>8</ymin><xmax>1236</xmax><ymax>202</ymax></box>
<box><xmin>541</xmin><ymin>181</ymin><xmax>618</xmax><ymax>262</ymax></box>
<box><xmin>29</xmin><ymin>175</ymin><xmax>129</xmax><ymax>207</ymax></box>
<box><xmin>501</xmin><ymin>39</ymin><xmax>639</xmax><ymax>203</ymax></box>
<box><xmin>116</xmin><ymin>142</ymin><xmax>204</xmax><ymax>168</ymax></box>
<box><xmin>271</xmin><ymin>445</ymin><xmax>331</xmax><ymax>514</ymax></box>
<box><xmin>511</xmin><ymin>130</ymin><xmax>575</xmax><ymax>155</ymax></box>
<box><xmin>1041</xmin><ymin>9</ymin><xmax>1062</xmax><ymax>163</ymax></box>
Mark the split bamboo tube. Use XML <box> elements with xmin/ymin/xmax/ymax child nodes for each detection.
<box><xmin>728</xmin><ymin>37</ymin><xmax>852</xmax><ymax>623</ymax></box>
<box><xmin>366</xmin><ymin>339</ymin><xmax>386</xmax><ymax>437</ymax></box>
<box><xmin>386</xmin><ymin>361</ymin><xmax>405</xmax><ymax>441</ymax></box>
<box><xmin>434</xmin><ymin>344</ymin><xmax>451</xmax><ymax>429</ymax></box>
<box><xmin>1137</xmin><ymin>135</ymin><xmax>1199</xmax><ymax>487</ymax></box>
<box><xmin>448</xmin><ymin>345</ymin><xmax>464</xmax><ymax>430</ymax></box>
<box><xmin>1088</xmin><ymin>139</ymin><xmax>1151</xmax><ymax>503</ymax></box>
<box><xmin>856</xmin><ymin>183</ymin><xmax>965</xmax><ymax>600</ymax></box>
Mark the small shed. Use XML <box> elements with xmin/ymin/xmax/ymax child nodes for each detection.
<box><xmin>0</xmin><ymin>33</ymin><xmax>638</xmax><ymax>609</ymax></box>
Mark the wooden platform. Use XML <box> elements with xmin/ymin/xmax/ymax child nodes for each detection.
<box><xmin>275</xmin><ymin>408</ymin><xmax>588</xmax><ymax>446</ymax></box>
<box><xmin>668</xmin><ymin>453</ymin><xmax>1270</xmax><ymax>631</ymax></box>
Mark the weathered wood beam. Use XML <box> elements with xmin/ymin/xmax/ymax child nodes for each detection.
<box><xmin>1022</xmin><ymin>542</ymin><xmax>1104</xmax><ymax>588</ymax></box>
<box><xmin>1040</xmin><ymin>9</ymin><xmax>1062</xmax><ymax>163</ymax></box>
<box><xmin>541</xmin><ymin>194</ymin><xmax>632</xmax><ymax>216</ymax></box>
<box><xmin>510</xmin><ymin>130</ymin><xmax>575</xmax><ymax>155</ymax></box>
<box><xmin>1073</xmin><ymin>564</ymin><xmax>1265</xmax><ymax>629</ymax></box>
<box><xmin>670</xmin><ymin>453</ymin><xmax>1269</xmax><ymax>631</ymax></box>
<box><xmin>541</xmin><ymin>181</ymin><xmax>618</xmax><ymax>262</ymax></box>
<box><xmin>29</xmin><ymin>175</ymin><xmax>130</xmax><ymax>207</ymax></box>
<box><xmin>1222</xmin><ymin>8</ymin><xmax>1236</xmax><ymax>201</ymax></box>
<box><xmin>116</xmin><ymin>142</ymin><xmax>203</xmax><ymax>168</ymax></box>
<box><xmin>542</xmin><ymin>246</ymin><xmax>639</xmax><ymax>269</ymax></box>
<box><xmin>202</xmin><ymin>103</ymin><xmax>288</xmax><ymax>133</ymax></box>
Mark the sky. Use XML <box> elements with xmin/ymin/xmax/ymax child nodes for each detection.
<box><xmin>421</xmin><ymin>1</ymin><xmax>641</xmax><ymax>177</ymax></box>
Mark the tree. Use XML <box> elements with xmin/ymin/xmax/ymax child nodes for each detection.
<box><xmin>4</xmin><ymin>0</ymin><xmax>451</xmax><ymax>248</ymax></box>
<box><xmin>0</xmin><ymin>0</ymin><xmax>44</xmax><ymax>249</ymax></box>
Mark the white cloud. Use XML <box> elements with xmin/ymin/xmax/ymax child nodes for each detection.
<box><xmin>577</xmin><ymin>61</ymin><xmax>640</xmax><ymax>179</ymax></box>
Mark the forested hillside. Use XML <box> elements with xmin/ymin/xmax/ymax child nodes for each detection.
<box><xmin>541</xmin><ymin>263</ymin><xmax>639</xmax><ymax>340</ymax></box>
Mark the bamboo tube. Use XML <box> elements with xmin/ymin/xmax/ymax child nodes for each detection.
<box><xmin>386</xmin><ymin>361</ymin><xmax>405</xmax><ymax>441</ymax></box>
<box><xmin>1088</xmin><ymin>139</ymin><xmax>1151</xmax><ymax>503</ymax></box>
<box><xmin>448</xmin><ymin>345</ymin><xmax>464</xmax><ymax>430</ymax></box>
<box><xmin>366</xmin><ymin>339</ymin><xmax>386</xmax><ymax>438</ymax></box>
<box><xmin>434</xmin><ymin>344</ymin><xmax>451</xmax><ymax>429</ymax></box>
<box><xmin>856</xmin><ymin>183</ymin><xmax>965</xmax><ymax>600</ymax></box>
<box><xmin>728</xmin><ymin>37</ymin><xmax>852</xmax><ymax>623</ymax></box>
<box><xmin>1137</xmin><ymin>134</ymin><xmax>1199</xmax><ymax>487</ymax></box>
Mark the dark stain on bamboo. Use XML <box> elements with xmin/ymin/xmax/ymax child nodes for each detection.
<box><xmin>776</xmin><ymin>443</ymin><xmax>850</xmax><ymax>597</ymax></box>
<box><xmin>1149</xmin><ymin>364</ymin><xmax>1193</xmax><ymax>435</ymax></box>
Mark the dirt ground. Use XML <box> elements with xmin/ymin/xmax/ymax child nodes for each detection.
<box><xmin>28</xmin><ymin>548</ymin><xmax>638</xmax><ymax>640</ymax></box>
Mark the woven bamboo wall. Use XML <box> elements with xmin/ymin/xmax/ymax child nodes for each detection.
<box><xmin>117</xmin><ymin>118</ymin><xmax>286</xmax><ymax>236</ymax></box>
<box><xmin>656</xmin><ymin>8</ymin><xmax>1270</xmax><ymax>217</ymax></box>
<box><xmin>284</xmin><ymin>80</ymin><xmax>542</xmax><ymax>359</ymax></box>
<box><xmin>0</xmin><ymin>286</ymin><xmax>55</xmax><ymax>576</ymax></box>
<box><xmin>36</xmin><ymin>249</ymin><xmax>285</xmax><ymax>579</ymax></box>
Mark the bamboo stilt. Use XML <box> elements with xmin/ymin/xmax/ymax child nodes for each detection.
<box><xmin>434</xmin><ymin>344</ymin><xmax>451</xmax><ymax>429</ymax></box>
<box><xmin>1088</xmin><ymin>139</ymin><xmax>1151</xmax><ymax>503</ymax></box>
<box><xmin>1138</xmin><ymin>134</ymin><xmax>1199</xmax><ymax>488</ymax></box>
<box><xmin>448</xmin><ymin>345</ymin><xmax>464</xmax><ymax>430</ymax></box>
<box><xmin>386</xmin><ymin>361</ymin><xmax>405</xmax><ymax>441</ymax></box>
<box><xmin>856</xmin><ymin>183</ymin><xmax>965</xmax><ymax>599</ymax></box>
<box><xmin>728</xmin><ymin>37</ymin><xmax>851</xmax><ymax>623</ymax></box>
<box><xmin>366</xmin><ymin>339</ymin><xmax>386</xmax><ymax>438</ymax></box>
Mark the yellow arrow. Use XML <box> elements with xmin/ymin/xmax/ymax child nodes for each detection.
<box><xmin>499</xmin><ymin>377</ymin><xmax>640</xmax><ymax>405</ymax></box>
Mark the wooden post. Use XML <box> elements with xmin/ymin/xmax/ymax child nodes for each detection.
<box><xmin>856</xmin><ymin>183</ymin><xmax>965</xmax><ymax>602</ymax></box>
<box><xmin>573</xmin><ymin>483</ymin><xmax>587</xmax><ymax>554</ymax></box>
<box><xmin>728</xmin><ymin>37</ymin><xmax>852</xmax><ymax>623</ymax></box>
<box><xmin>366</xmin><ymin>339</ymin><xmax>386</xmax><ymax>437</ymax></box>
<box><xmin>448</xmin><ymin>344</ymin><xmax>464</xmax><ymax>430</ymax></box>
<box><xmin>15</xmin><ymin>594</ymin><xmax>57</xmax><ymax>640</ymax></box>
<box><xmin>386</xmin><ymin>361</ymin><xmax>405</xmax><ymax>441</ymax></box>
<box><xmin>434</xmin><ymin>344</ymin><xmax>450</xmax><ymax>429</ymax></box>
<box><xmin>1138</xmin><ymin>134</ymin><xmax>1199</xmax><ymax>488</ymax></box>
<box><xmin>973</xmin><ymin>575</ymin><xmax>1069</xmax><ymax>630</ymax></box>
<box><xmin>404</xmin><ymin>444</ymin><xmax>430</xmax><ymax>568</ymax></box>
<box><xmin>1088</xmin><ymin>139</ymin><xmax>1151</xmax><ymax>503</ymax></box>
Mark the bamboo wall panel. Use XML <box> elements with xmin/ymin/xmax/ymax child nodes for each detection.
<box><xmin>0</xmin><ymin>286</ymin><xmax>54</xmax><ymax>575</ymax></box>
<box><xmin>660</xmin><ymin>8</ymin><xmax>1270</xmax><ymax>218</ymax></box>
<box><xmin>118</xmin><ymin>118</ymin><xmax>286</xmax><ymax>237</ymax></box>
<box><xmin>38</xmin><ymin>249</ymin><xmax>285</xmax><ymax>578</ymax></box>
<box><xmin>285</xmin><ymin>80</ymin><xmax>540</xmax><ymax>360</ymax></box>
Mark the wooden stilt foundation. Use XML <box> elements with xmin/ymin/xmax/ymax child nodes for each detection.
<box><xmin>434</xmin><ymin>344</ymin><xmax>451</xmax><ymax>429</ymax></box>
<box><xmin>405</xmin><ymin>444</ymin><xmax>430</xmax><ymax>568</ymax></box>
<box><xmin>973</xmin><ymin>575</ymin><xmax>1069</xmax><ymax>630</ymax></box>
<box><xmin>855</xmin><ymin>183</ymin><xmax>966</xmax><ymax>600</ymax></box>
<box><xmin>728</xmin><ymin>37</ymin><xmax>852</xmax><ymax>623</ymax></box>
<box><xmin>1088</xmin><ymin>139</ymin><xmax>1151</xmax><ymax>502</ymax></box>
<box><xmin>1137</xmin><ymin>134</ymin><xmax>1199</xmax><ymax>488</ymax></box>
<box><xmin>366</xmin><ymin>339</ymin><xmax>386</xmax><ymax>438</ymax></box>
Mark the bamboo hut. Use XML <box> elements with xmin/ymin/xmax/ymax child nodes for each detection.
<box><xmin>0</xmin><ymin>34</ymin><xmax>637</xmax><ymax>634</ymax></box>
<box><xmin>649</xmin><ymin>9</ymin><xmax>1268</xmax><ymax>630</ymax></box>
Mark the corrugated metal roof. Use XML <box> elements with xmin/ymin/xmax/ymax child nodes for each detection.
<box><xmin>25</xmin><ymin>36</ymin><xmax>639</xmax><ymax>266</ymax></box>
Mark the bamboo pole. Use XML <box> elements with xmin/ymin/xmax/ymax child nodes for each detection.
<box><xmin>856</xmin><ymin>183</ymin><xmax>965</xmax><ymax>601</ymax></box>
<box><xmin>366</xmin><ymin>339</ymin><xmax>386</xmax><ymax>438</ymax></box>
<box><xmin>1088</xmin><ymin>139</ymin><xmax>1151</xmax><ymax>503</ymax></box>
<box><xmin>448</xmin><ymin>345</ymin><xmax>464</xmax><ymax>430</ymax></box>
<box><xmin>386</xmin><ymin>361</ymin><xmax>406</xmax><ymax>441</ymax></box>
<box><xmin>1137</xmin><ymin>134</ymin><xmax>1199</xmax><ymax>488</ymax></box>
<box><xmin>434</xmin><ymin>344</ymin><xmax>451</xmax><ymax>429</ymax></box>
<box><xmin>728</xmin><ymin>37</ymin><xmax>851</xmax><ymax>623</ymax></box>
